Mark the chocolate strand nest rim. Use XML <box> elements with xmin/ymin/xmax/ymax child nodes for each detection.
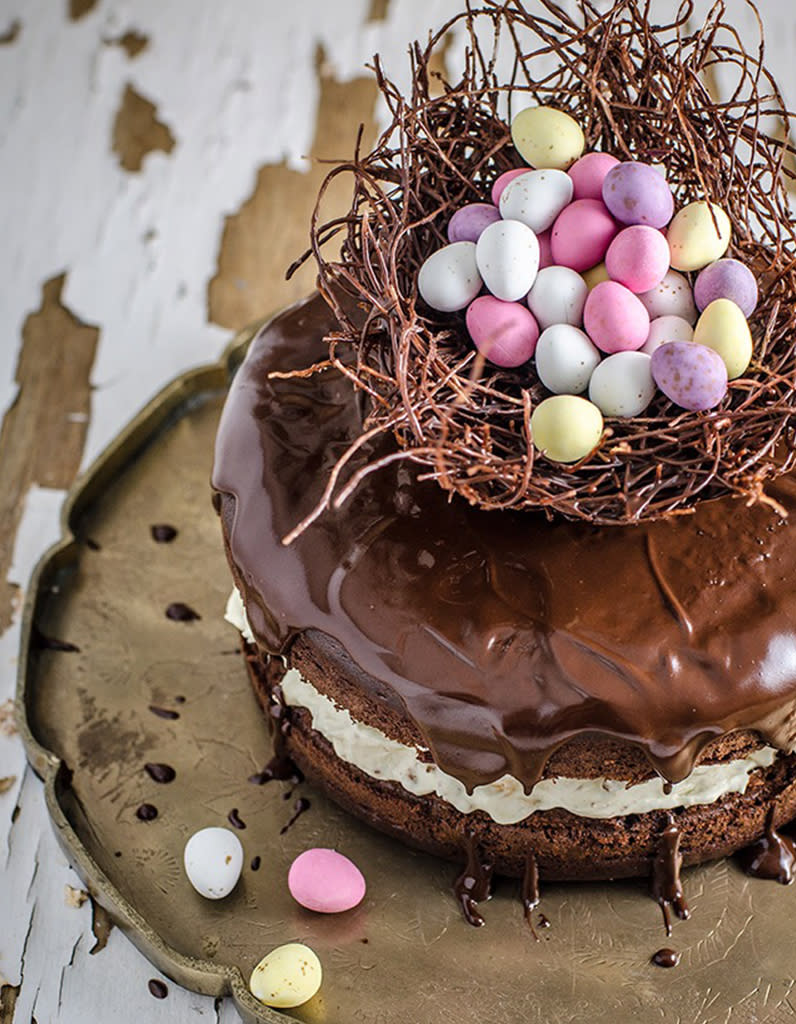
<box><xmin>287</xmin><ymin>0</ymin><xmax>796</xmax><ymax>533</ymax></box>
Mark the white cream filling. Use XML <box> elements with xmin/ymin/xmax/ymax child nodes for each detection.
<box><xmin>226</xmin><ymin>589</ymin><xmax>778</xmax><ymax>825</ymax></box>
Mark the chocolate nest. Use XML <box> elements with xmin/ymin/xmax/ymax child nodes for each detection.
<box><xmin>288</xmin><ymin>0</ymin><xmax>796</xmax><ymax>530</ymax></box>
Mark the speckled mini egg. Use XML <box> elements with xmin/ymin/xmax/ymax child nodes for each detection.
<box><xmin>605</xmin><ymin>225</ymin><xmax>670</xmax><ymax>294</ymax></box>
<box><xmin>667</xmin><ymin>201</ymin><xmax>731</xmax><ymax>272</ymax></box>
<box><xmin>588</xmin><ymin>351</ymin><xmax>656</xmax><ymax>418</ymax></box>
<box><xmin>602</xmin><ymin>161</ymin><xmax>675</xmax><ymax>228</ymax></box>
<box><xmin>583</xmin><ymin>280</ymin><xmax>650</xmax><ymax>354</ymax></box>
<box><xmin>476</xmin><ymin>219</ymin><xmax>540</xmax><ymax>301</ymax></box>
<box><xmin>694</xmin><ymin>258</ymin><xmax>758</xmax><ymax>317</ymax></box>
<box><xmin>418</xmin><ymin>241</ymin><xmax>482</xmax><ymax>312</ymax></box>
<box><xmin>550</xmin><ymin>199</ymin><xmax>619</xmax><ymax>273</ymax></box>
<box><xmin>447</xmin><ymin>203</ymin><xmax>501</xmax><ymax>244</ymax></box>
<box><xmin>638</xmin><ymin>269</ymin><xmax>698</xmax><ymax>323</ymax></box>
<box><xmin>530</xmin><ymin>394</ymin><xmax>603</xmax><ymax>463</ymax></box>
<box><xmin>466</xmin><ymin>296</ymin><xmax>540</xmax><ymax>367</ymax></box>
<box><xmin>568</xmin><ymin>152</ymin><xmax>620</xmax><ymax>201</ymax></box>
<box><xmin>526</xmin><ymin>266</ymin><xmax>588</xmax><ymax>329</ymax></box>
<box><xmin>499</xmin><ymin>169</ymin><xmax>574</xmax><ymax>234</ymax></box>
<box><xmin>641</xmin><ymin>314</ymin><xmax>694</xmax><ymax>355</ymax></box>
<box><xmin>534</xmin><ymin>324</ymin><xmax>601</xmax><ymax>395</ymax></box>
<box><xmin>511</xmin><ymin>105</ymin><xmax>585</xmax><ymax>170</ymax></box>
<box><xmin>249</xmin><ymin>944</ymin><xmax>322</xmax><ymax>1009</ymax></box>
<box><xmin>183</xmin><ymin>827</ymin><xmax>243</xmax><ymax>900</ymax></box>
<box><xmin>491</xmin><ymin>168</ymin><xmax>527</xmax><ymax>205</ymax></box>
<box><xmin>651</xmin><ymin>341</ymin><xmax>728</xmax><ymax>411</ymax></box>
<box><xmin>692</xmin><ymin>298</ymin><xmax>753</xmax><ymax>379</ymax></box>
<box><xmin>288</xmin><ymin>848</ymin><xmax>366</xmax><ymax>913</ymax></box>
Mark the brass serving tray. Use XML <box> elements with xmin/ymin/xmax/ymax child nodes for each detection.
<box><xmin>16</xmin><ymin>306</ymin><xmax>796</xmax><ymax>1024</ymax></box>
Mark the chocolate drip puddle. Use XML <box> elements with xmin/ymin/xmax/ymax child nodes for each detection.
<box><xmin>737</xmin><ymin>807</ymin><xmax>796</xmax><ymax>884</ymax></box>
<box><xmin>651</xmin><ymin>815</ymin><xmax>690</xmax><ymax>936</ymax></box>
<box><xmin>453</xmin><ymin>830</ymin><xmax>493</xmax><ymax>927</ymax></box>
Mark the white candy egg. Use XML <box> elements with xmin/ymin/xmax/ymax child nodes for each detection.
<box><xmin>499</xmin><ymin>169</ymin><xmax>574</xmax><ymax>234</ymax></box>
<box><xmin>417</xmin><ymin>241</ymin><xmax>482</xmax><ymax>312</ymax></box>
<box><xmin>588</xmin><ymin>351</ymin><xmax>656</xmax><ymax>418</ymax></box>
<box><xmin>184</xmin><ymin>827</ymin><xmax>244</xmax><ymax>900</ymax></box>
<box><xmin>526</xmin><ymin>266</ymin><xmax>588</xmax><ymax>329</ymax></box>
<box><xmin>642</xmin><ymin>315</ymin><xmax>694</xmax><ymax>355</ymax></box>
<box><xmin>476</xmin><ymin>219</ymin><xmax>540</xmax><ymax>302</ymax></box>
<box><xmin>638</xmin><ymin>269</ymin><xmax>698</xmax><ymax>324</ymax></box>
<box><xmin>535</xmin><ymin>323</ymin><xmax>601</xmax><ymax>395</ymax></box>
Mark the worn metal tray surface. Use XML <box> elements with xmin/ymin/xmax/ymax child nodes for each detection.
<box><xmin>16</xmin><ymin>312</ymin><xmax>796</xmax><ymax>1024</ymax></box>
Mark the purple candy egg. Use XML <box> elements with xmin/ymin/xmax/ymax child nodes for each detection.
<box><xmin>651</xmin><ymin>341</ymin><xmax>728</xmax><ymax>411</ymax></box>
<box><xmin>447</xmin><ymin>203</ymin><xmax>502</xmax><ymax>244</ymax></box>
<box><xmin>694</xmin><ymin>258</ymin><xmax>759</xmax><ymax>317</ymax></box>
<box><xmin>466</xmin><ymin>296</ymin><xmax>539</xmax><ymax>367</ymax></box>
<box><xmin>602</xmin><ymin>162</ymin><xmax>675</xmax><ymax>229</ymax></box>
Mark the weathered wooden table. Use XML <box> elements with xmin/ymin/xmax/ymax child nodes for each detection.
<box><xmin>1</xmin><ymin>2</ymin><xmax>794</xmax><ymax>1022</ymax></box>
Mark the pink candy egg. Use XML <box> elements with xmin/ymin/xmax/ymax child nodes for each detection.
<box><xmin>583</xmin><ymin>280</ymin><xmax>650</xmax><ymax>353</ymax></box>
<box><xmin>288</xmin><ymin>849</ymin><xmax>366</xmax><ymax>914</ymax></box>
<box><xmin>538</xmin><ymin>229</ymin><xmax>553</xmax><ymax>269</ymax></box>
<box><xmin>491</xmin><ymin>168</ymin><xmax>527</xmax><ymax>206</ymax></box>
<box><xmin>568</xmin><ymin>152</ymin><xmax>620</xmax><ymax>201</ymax></box>
<box><xmin>605</xmin><ymin>225</ymin><xmax>670</xmax><ymax>294</ymax></box>
<box><xmin>551</xmin><ymin>199</ymin><xmax>619</xmax><ymax>273</ymax></box>
<box><xmin>447</xmin><ymin>203</ymin><xmax>502</xmax><ymax>244</ymax></box>
<box><xmin>466</xmin><ymin>296</ymin><xmax>539</xmax><ymax>367</ymax></box>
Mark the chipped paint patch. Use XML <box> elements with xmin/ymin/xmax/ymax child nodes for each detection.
<box><xmin>112</xmin><ymin>84</ymin><xmax>176</xmax><ymax>172</ymax></box>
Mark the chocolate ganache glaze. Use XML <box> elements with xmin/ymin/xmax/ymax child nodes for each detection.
<box><xmin>212</xmin><ymin>294</ymin><xmax>796</xmax><ymax>794</ymax></box>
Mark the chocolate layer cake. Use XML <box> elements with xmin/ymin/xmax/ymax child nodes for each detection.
<box><xmin>212</xmin><ymin>294</ymin><xmax>796</xmax><ymax>883</ymax></box>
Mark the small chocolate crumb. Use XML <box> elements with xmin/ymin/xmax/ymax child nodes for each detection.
<box><xmin>250</xmin><ymin>855</ymin><xmax>261</xmax><ymax>871</ymax></box>
<box><xmin>174</xmin><ymin>695</ymin><xmax>186</xmax><ymax>704</ymax></box>
<box><xmin>148</xmin><ymin>705</ymin><xmax>180</xmax><ymax>720</ymax></box>
<box><xmin>148</xmin><ymin>979</ymin><xmax>168</xmax><ymax>999</ymax></box>
<box><xmin>228</xmin><ymin>808</ymin><xmax>246</xmax><ymax>830</ymax></box>
<box><xmin>538</xmin><ymin>913</ymin><xmax>551</xmax><ymax>929</ymax></box>
<box><xmin>651</xmin><ymin>948</ymin><xmax>680</xmax><ymax>968</ymax></box>
<box><xmin>136</xmin><ymin>803</ymin><xmax>158</xmax><ymax>822</ymax></box>
<box><xmin>85</xmin><ymin>537</ymin><xmax>102</xmax><ymax>551</ymax></box>
<box><xmin>165</xmin><ymin>602</ymin><xmax>200</xmax><ymax>622</ymax></box>
<box><xmin>150</xmin><ymin>524</ymin><xmax>178</xmax><ymax>543</ymax></box>
<box><xmin>114</xmin><ymin>851</ymin><xmax>122</xmax><ymax>857</ymax></box>
<box><xmin>144</xmin><ymin>763</ymin><xmax>176</xmax><ymax>784</ymax></box>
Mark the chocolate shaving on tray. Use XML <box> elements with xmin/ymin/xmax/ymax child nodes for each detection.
<box><xmin>286</xmin><ymin>0</ymin><xmax>796</xmax><ymax>533</ymax></box>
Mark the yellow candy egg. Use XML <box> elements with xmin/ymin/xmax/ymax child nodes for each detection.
<box><xmin>667</xmin><ymin>201</ymin><xmax>731</xmax><ymax>272</ymax></box>
<box><xmin>531</xmin><ymin>395</ymin><xmax>604</xmax><ymax>464</ymax></box>
<box><xmin>511</xmin><ymin>106</ymin><xmax>585</xmax><ymax>171</ymax></box>
<box><xmin>249</xmin><ymin>943</ymin><xmax>322</xmax><ymax>1009</ymax></box>
<box><xmin>693</xmin><ymin>298</ymin><xmax>752</xmax><ymax>379</ymax></box>
<box><xmin>582</xmin><ymin>262</ymin><xmax>611</xmax><ymax>291</ymax></box>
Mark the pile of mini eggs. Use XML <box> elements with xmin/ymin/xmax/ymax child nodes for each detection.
<box><xmin>417</xmin><ymin>105</ymin><xmax>759</xmax><ymax>464</ymax></box>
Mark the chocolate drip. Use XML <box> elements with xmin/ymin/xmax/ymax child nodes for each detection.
<box><xmin>227</xmin><ymin>808</ymin><xmax>246</xmax><ymax>830</ymax></box>
<box><xmin>247</xmin><ymin>685</ymin><xmax>299</xmax><ymax>783</ymax></box>
<box><xmin>144</xmin><ymin>763</ymin><xmax>175</xmax><ymax>783</ymax></box>
<box><xmin>650</xmin><ymin>815</ymin><xmax>690</xmax><ymax>936</ymax></box>
<box><xmin>151</xmin><ymin>524</ymin><xmax>178</xmax><ymax>543</ymax></box>
<box><xmin>651</xmin><ymin>948</ymin><xmax>680</xmax><ymax>968</ymax></box>
<box><xmin>212</xmin><ymin>295</ymin><xmax>796</xmax><ymax>795</ymax></box>
<box><xmin>453</xmin><ymin>830</ymin><xmax>493</xmax><ymax>927</ymax></box>
<box><xmin>737</xmin><ymin>806</ymin><xmax>796</xmax><ymax>884</ymax></box>
<box><xmin>250</xmin><ymin>855</ymin><xmax>261</xmax><ymax>871</ymax></box>
<box><xmin>148</xmin><ymin>705</ymin><xmax>179</xmax><ymax>720</ymax></box>
<box><xmin>538</xmin><ymin>913</ymin><xmax>551</xmax><ymax>929</ymax></box>
<box><xmin>521</xmin><ymin>850</ymin><xmax>540</xmax><ymax>935</ymax></box>
<box><xmin>136</xmin><ymin>803</ymin><xmax>158</xmax><ymax>821</ymax></box>
<box><xmin>148</xmin><ymin>979</ymin><xmax>168</xmax><ymax>999</ymax></box>
<box><xmin>165</xmin><ymin>602</ymin><xmax>200</xmax><ymax>622</ymax></box>
<box><xmin>280</xmin><ymin>797</ymin><xmax>311</xmax><ymax>835</ymax></box>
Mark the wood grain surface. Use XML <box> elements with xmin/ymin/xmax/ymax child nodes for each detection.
<box><xmin>0</xmin><ymin>2</ymin><xmax>793</xmax><ymax>1023</ymax></box>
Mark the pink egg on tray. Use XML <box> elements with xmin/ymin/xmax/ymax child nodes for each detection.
<box><xmin>288</xmin><ymin>848</ymin><xmax>366</xmax><ymax>914</ymax></box>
